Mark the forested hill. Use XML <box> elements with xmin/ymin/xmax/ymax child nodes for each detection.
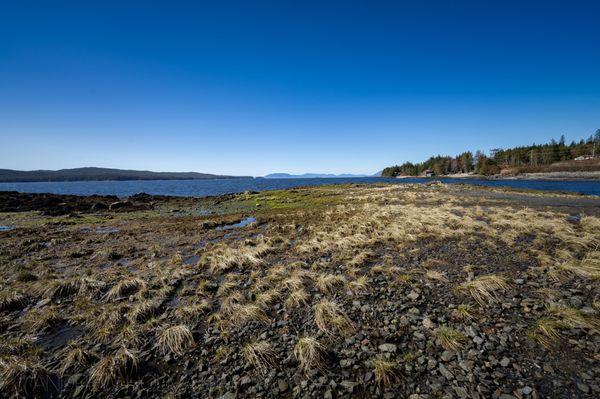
<box><xmin>382</xmin><ymin>131</ymin><xmax>600</xmax><ymax>177</ymax></box>
<box><xmin>0</xmin><ymin>167</ymin><xmax>250</xmax><ymax>182</ymax></box>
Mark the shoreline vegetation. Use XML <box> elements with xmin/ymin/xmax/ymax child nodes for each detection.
<box><xmin>396</xmin><ymin>170</ymin><xmax>600</xmax><ymax>181</ymax></box>
<box><xmin>1</xmin><ymin>183</ymin><xmax>599</xmax><ymax>398</ymax></box>
<box><xmin>382</xmin><ymin>132</ymin><xmax>600</xmax><ymax>179</ymax></box>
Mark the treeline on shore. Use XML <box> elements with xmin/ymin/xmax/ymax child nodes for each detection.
<box><xmin>382</xmin><ymin>130</ymin><xmax>600</xmax><ymax>177</ymax></box>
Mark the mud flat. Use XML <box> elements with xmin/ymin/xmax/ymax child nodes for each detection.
<box><xmin>0</xmin><ymin>183</ymin><xmax>599</xmax><ymax>398</ymax></box>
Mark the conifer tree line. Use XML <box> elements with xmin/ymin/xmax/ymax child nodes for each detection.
<box><xmin>381</xmin><ymin>130</ymin><xmax>600</xmax><ymax>177</ymax></box>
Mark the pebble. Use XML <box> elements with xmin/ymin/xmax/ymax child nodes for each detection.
<box><xmin>422</xmin><ymin>317</ymin><xmax>435</xmax><ymax>329</ymax></box>
<box><xmin>459</xmin><ymin>360</ymin><xmax>474</xmax><ymax>372</ymax></box>
<box><xmin>441</xmin><ymin>351</ymin><xmax>455</xmax><ymax>362</ymax></box>
<box><xmin>577</xmin><ymin>383</ymin><xmax>590</xmax><ymax>393</ymax></box>
<box><xmin>438</xmin><ymin>364</ymin><xmax>454</xmax><ymax>380</ymax></box>
<box><xmin>407</xmin><ymin>290</ymin><xmax>420</xmax><ymax>300</ymax></box>
<box><xmin>277</xmin><ymin>379</ymin><xmax>288</xmax><ymax>392</ymax></box>
<box><xmin>454</xmin><ymin>386</ymin><xmax>469</xmax><ymax>399</ymax></box>
<box><xmin>522</xmin><ymin>386</ymin><xmax>533</xmax><ymax>395</ymax></box>
<box><xmin>500</xmin><ymin>357</ymin><xmax>511</xmax><ymax>367</ymax></box>
<box><xmin>379</xmin><ymin>343</ymin><xmax>397</xmax><ymax>352</ymax></box>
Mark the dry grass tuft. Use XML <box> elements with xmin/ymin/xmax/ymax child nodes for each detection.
<box><xmin>372</xmin><ymin>356</ymin><xmax>400</xmax><ymax>387</ymax></box>
<box><xmin>456</xmin><ymin>275</ymin><xmax>509</xmax><ymax>306</ymax></box>
<box><xmin>22</xmin><ymin>307</ymin><xmax>63</xmax><ymax>333</ymax></box>
<box><xmin>59</xmin><ymin>342</ymin><xmax>97</xmax><ymax>375</ymax></box>
<box><xmin>88</xmin><ymin>347</ymin><xmax>138</xmax><ymax>392</ymax></box>
<box><xmin>0</xmin><ymin>337</ymin><xmax>39</xmax><ymax>358</ymax></box>
<box><xmin>175</xmin><ymin>300</ymin><xmax>212</xmax><ymax>323</ymax></box>
<box><xmin>255</xmin><ymin>288</ymin><xmax>280</xmax><ymax>308</ymax></box>
<box><xmin>285</xmin><ymin>289</ymin><xmax>309</xmax><ymax>309</ymax></box>
<box><xmin>434</xmin><ymin>326</ymin><xmax>466</xmax><ymax>351</ymax></box>
<box><xmin>158</xmin><ymin>325</ymin><xmax>195</xmax><ymax>355</ymax></box>
<box><xmin>425</xmin><ymin>270</ymin><xmax>448</xmax><ymax>282</ymax></box>
<box><xmin>242</xmin><ymin>340</ymin><xmax>277</xmax><ymax>375</ymax></box>
<box><xmin>227</xmin><ymin>304</ymin><xmax>270</xmax><ymax>327</ymax></box>
<box><xmin>220</xmin><ymin>292</ymin><xmax>244</xmax><ymax>314</ymax></box>
<box><xmin>556</xmin><ymin>251</ymin><xmax>600</xmax><ymax>279</ymax></box>
<box><xmin>170</xmin><ymin>252</ymin><xmax>183</xmax><ymax>266</ymax></box>
<box><xmin>104</xmin><ymin>278</ymin><xmax>147</xmax><ymax>301</ymax></box>
<box><xmin>293</xmin><ymin>336</ymin><xmax>325</xmax><ymax>373</ymax></box>
<box><xmin>547</xmin><ymin>303</ymin><xmax>600</xmax><ymax>333</ymax></box>
<box><xmin>43</xmin><ymin>278</ymin><xmax>81</xmax><ymax>300</ymax></box>
<box><xmin>315</xmin><ymin>274</ymin><xmax>346</xmax><ymax>294</ymax></box>
<box><xmin>0</xmin><ymin>356</ymin><xmax>52</xmax><ymax>397</ymax></box>
<box><xmin>216</xmin><ymin>278</ymin><xmax>240</xmax><ymax>297</ymax></box>
<box><xmin>0</xmin><ymin>291</ymin><xmax>28</xmax><ymax>312</ymax></box>
<box><xmin>314</xmin><ymin>300</ymin><xmax>354</xmax><ymax>336</ymax></box>
<box><xmin>281</xmin><ymin>275</ymin><xmax>305</xmax><ymax>291</ymax></box>
<box><xmin>452</xmin><ymin>304</ymin><xmax>475</xmax><ymax>321</ymax></box>
<box><xmin>348</xmin><ymin>276</ymin><xmax>369</xmax><ymax>294</ymax></box>
<box><xmin>527</xmin><ymin>318</ymin><xmax>562</xmax><ymax>348</ymax></box>
<box><xmin>128</xmin><ymin>299</ymin><xmax>161</xmax><ymax>323</ymax></box>
<box><xmin>204</xmin><ymin>242</ymin><xmax>270</xmax><ymax>274</ymax></box>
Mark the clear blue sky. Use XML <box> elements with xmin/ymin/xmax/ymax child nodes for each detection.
<box><xmin>1</xmin><ymin>1</ymin><xmax>599</xmax><ymax>176</ymax></box>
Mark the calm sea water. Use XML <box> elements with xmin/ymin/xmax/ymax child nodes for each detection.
<box><xmin>0</xmin><ymin>177</ymin><xmax>598</xmax><ymax>197</ymax></box>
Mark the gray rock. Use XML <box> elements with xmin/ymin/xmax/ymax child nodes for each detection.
<box><xmin>239</xmin><ymin>376</ymin><xmax>252</xmax><ymax>387</ymax></box>
<box><xmin>577</xmin><ymin>383</ymin><xmax>590</xmax><ymax>393</ymax></box>
<box><xmin>569</xmin><ymin>296</ymin><xmax>583</xmax><ymax>308</ymax></box>
<box><xmin>441</xmin><ymin>351</ymin><xmax>455</xmax><ymax>362</ymax></box>
<box><xmin>422</xmin><ymin>317</ymin><xmax>435</xmax><ymax>329</ymax></box>
<box><xmin>454</xmin><ymin>386</ymin><xmax>469</xmax><ymax>399</ymax></box>
<box><xmin>500</xmin><ymin>357</ymin><xmax>510</xmax><ymax>367</ymax></box>
<box><xmin>427</xmin><ymin>358</ymin><xmax>438</xmax><ymax>370</ymax></box>
<box><xmin>466</xmin><ymin>326</ymin><xmax>479</xmax><ymax>338</ymax></box>
<box><xmin>407</xmin><ymin>290</ymin><xmax>420</xmax><ymax>301</ymax></box>
<box><xmin>379</xmin><ymin>343</ymin><xmax>397</xmax><ymax>352</ymax></box>
<box><xmin>35</xmin><ymin>298</ymin><xmax>51</xmax><ymax>308</ymax></box>
<box><xmin>438</xmin><ymin>363</ymin><xmax>454</xmax><ymax>380</ymax></box>
<box><xmin>277</xmin><ymin>379</ymin><xmax>288</xmax><ymax>392</ymax></box>
<box><xmin>522</xmin><ymin>386</ymin><xmax>533</xmax><ymax>395</ymax></box>
<box><xmin>341</xmin><ymin>380</ymin><xmax>358</xmax><ymax>392</ymax></box>
<box><xmin>459</xmin><ymin>360</ymin><xmax>474</xmax><ymax>372</ymax></box>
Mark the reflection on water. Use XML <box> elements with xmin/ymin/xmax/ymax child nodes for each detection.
<box><xmin>216</xmin><ymin>217</ymin><xmax>256</xmax><ymax>231</ymax></box>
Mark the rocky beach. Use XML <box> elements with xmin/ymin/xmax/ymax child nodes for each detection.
<box><xmin>1</xmin><ymin>183</ymin><xmax>599</xmax><ymax>398</ymax></box>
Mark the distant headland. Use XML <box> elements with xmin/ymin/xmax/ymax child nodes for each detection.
<box><xmin>0</xmin><ymin>167</ymin><xmax>251</xmax><ymax>183</ymax></box>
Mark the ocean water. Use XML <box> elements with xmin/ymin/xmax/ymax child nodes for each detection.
<box><xmin>0</xmin><ymin>177</ymin><xmax>598</xmax><ymax>197</ymax></box>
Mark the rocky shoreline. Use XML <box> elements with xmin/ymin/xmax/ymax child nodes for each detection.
<box><xmin>1</xmin><ymin>184</ymin><xmax>599</xmax><ymax>398</ymax></box>
<box><xmin>410</xmin><ymin>171</ymin><xmax>600</xmax><ymax>181</ymax></box>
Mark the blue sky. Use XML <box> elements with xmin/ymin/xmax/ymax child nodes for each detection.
<box><xmin>1</xmin><ymin>1</ymin><xmax>599</xmax><ymax>176</ymax></box>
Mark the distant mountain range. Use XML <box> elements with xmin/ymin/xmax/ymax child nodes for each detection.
<box><xmin>263</xmin><ymin>173</ymin><xmax>370</xmax><ymax>179</ymax></box>
<box><xmin>0</xmin><ymin>167</ymin><xmax>250</xmax><ymax>183</ymax></box>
